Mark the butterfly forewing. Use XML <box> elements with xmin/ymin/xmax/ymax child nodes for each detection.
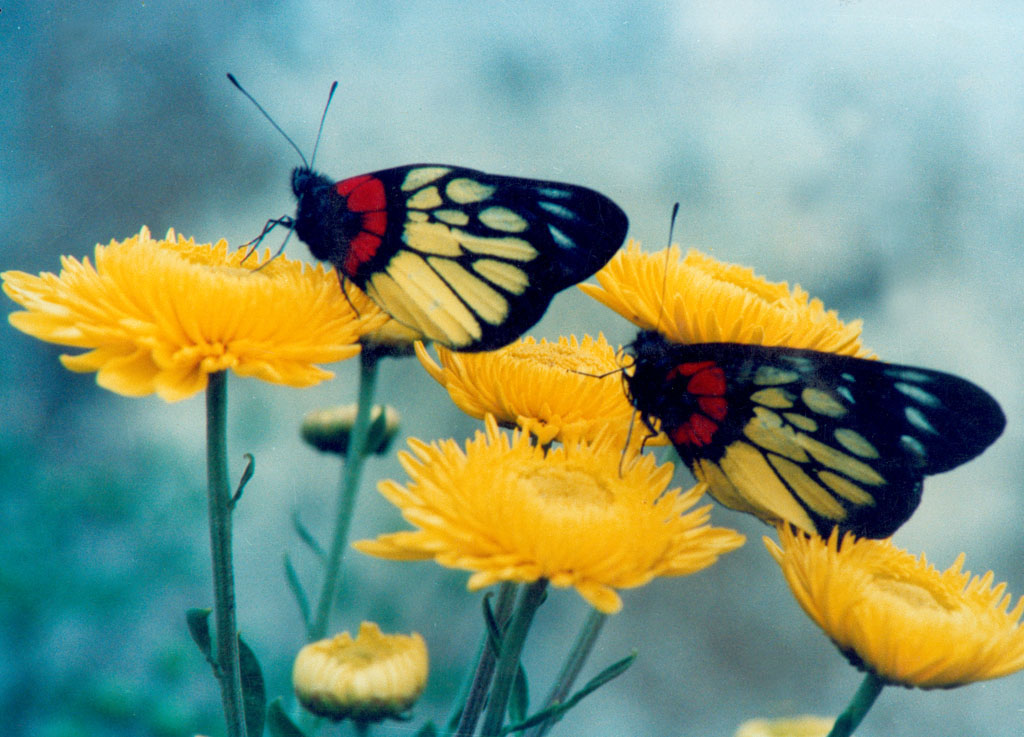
<box><xmin>626</xmin><ymin>331</ymin><xmax>1005</xmax><ymax>538</ymax></box>
<box><xmin>292</xmin><ymin>164</ymin><xmax>628</xmax><ymax>351</ymax></box>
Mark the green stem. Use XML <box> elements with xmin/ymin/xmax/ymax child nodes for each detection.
<box><xmin>526</xmin><ymin>608</ymin><xmax>607</xmax><ymax>737</ymax></box>
<box><xmin>451</xmin><ymin>582</ymin><xmax>518</xmax><ymax>736</ymax></box>
<box><xmin>310</xmin><ymin>350</ymin><xmax>381</xmax><ymax>641</ymax></box>
<box><xmin>206</xmin><ymin>371</ymin><xmax>246</xmax><ymax>737</ymax></box>
<box><xmin>480</xmin><ymin>579</ymin><xmax>549</xmax><ymax>737</ymax></box>
<box><xmin>826</xmin><ymin>672</ymin><xmax>885</xmax><ymax>737</ymax></box>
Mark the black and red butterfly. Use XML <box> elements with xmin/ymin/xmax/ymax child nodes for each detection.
<box><xmin>229</xmin><ymin>75</ymin><xmax>627</xmax><ymax>351</ymax></box>
<box><xmin>625</xmin><ymin>330</ymin><xmax>1005</xmax><ymax>539</ymax></box>
<box><xmin>288</xmin><ymin>164</ymin><xmax>627</xmax><ymax>351</ymax></box>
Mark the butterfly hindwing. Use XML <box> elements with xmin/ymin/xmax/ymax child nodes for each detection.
<box><xmin>626</xmin><ymin>330</ymin><xmax>1005</xmax><ymax>538</ymax></box>
<box><xmin>291</xmin><ymin>164</ymin><xmax>628</xmax><ymax>351</ymax></box>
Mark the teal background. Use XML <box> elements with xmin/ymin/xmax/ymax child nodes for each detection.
<box><xmin>2</xmin><ymin>2</ymin><xmax>1022</xmax><ymax>735</ymax></box>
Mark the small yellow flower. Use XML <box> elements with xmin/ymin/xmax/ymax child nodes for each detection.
<box><xmin>580</xmin><ymin>242</ymin><xmax>869</xmax><ymax>356</ymax></box>
<box><xmin>301</xmin><ymin>404</ymin><xmax>401</xmax><ymax>456</ymax></box>
<box><xmin>293</xmin><ymin>622</ymin><xmax>428</xmax><ymax>723</ymax></box>
<box><xmin>417</xmin><ymin>333</ymin><xmax>650</xmax><ymax>445</ymax></box>
<box><xmin>354</xmin><ymin>416</ymin><xmax>744</xmax><ymax>613</ymax></box>
<box><xmin>2</xmin><ymin>227</ymin><xmax>388</xmax><ymax>401</ymax></box>
<box><xmin>766</xmin><ymin>526</ymin><xmax>1024</xmax><ymax>688</ymax></box>
<box><xmin>734</xmin><ymin>716</ymin><xmax>836</xmax><ymax>737</ymax></box>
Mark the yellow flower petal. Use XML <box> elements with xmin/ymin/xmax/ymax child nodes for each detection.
<box><xmin>581</xmin><ymin>242</ymin><xmax>870</xmax><ymax>355</ymax></box>
<box><xmin>293</xmin><ymin>622</ymin><xmax>428</xmax><ymax>723</ymax></box>
<box><xmin>734</xmin><ymin>715</ymin><xmax>836</xmax><ymax>737</ymax></box>
<box><xmin>417</xmin><ymin>333</ymin><xmax>660</xmax><ymax>446</ymax></box>
<box><xmin>766</xmin><ymin>527</ymin><xmax>1024</xmax><ymax>688</ymax></box>
<box><xmin>355</xmin><ymin>416</ymin><xmax>744</xmax><ymax>613</ymax></box>
<box><xmin>3</xmin><ymin>227</ymin><xmax>389</xmax><ymax>401</ymax></box>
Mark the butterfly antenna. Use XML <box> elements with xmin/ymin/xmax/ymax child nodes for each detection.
<box><xmin>308</xmin><ymin>81</ymin><xmax>338</xmax><ymax>170</ymax></box>
<box><xmin>653</xmin><ymin>202</ymin><xmax>680</xmax><ymax>334</ymax></box>
<box><xmin>227</xmin><ymin>73</ymin><xmax>310</xmax><ymax>169</ymax></box>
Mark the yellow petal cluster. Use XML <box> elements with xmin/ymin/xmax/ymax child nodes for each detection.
<box><xmin>292</xmin><ymin>622</ymin><xmax>428</xmax><ymax>723</ymax></box>
<box><xmin>766</xmin><ymin>526</ymin><xmax>1024</xmax><ymax>688</ymax></box>
<box><xmin>581</xmin><ymin>242</ymin><xmax>869</xmax><ymax>356</ymax></box>
<box><xmin>734</xmin><ymin>716</ymin><xmax>835</xmax><ymax>737</ymax></box>
<box><xmin>355</xmin><ymin>416</ymin><xmax>744</xmax><ymax>613</ymax></box>
<box><xmin>2</xmin><ymin>227</ymin><xmax>388</xmax><ymax>401</ymax></box>
<box><xmin>417</xmin><ymin>334</ymin><xmax>653</xmax><ymax>445</ymax></box>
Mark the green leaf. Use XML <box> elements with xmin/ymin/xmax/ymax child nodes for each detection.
<box><xmin>238</xmin><ymin>635</ymin><xmax>267</xmax><ymax>737</ymax></box>
<box><xmin>185</xmin><ymin>608</ymin><xmax>213</xmax><ymax>662</ymax></box>
<box><xmin>502</xmin><ymin>652</ymin><xmax>636</xmax><ymax>735</ymax></box>
<box><xmin>231</xmin><ymin>453</ymin><xmax>256</xmax><ymax>508</ymax></box>
<box><xmin>267</xmin><ymin>698</ymin><xmax>307</xmax><ymax>737</ymax></box>
<box><xmin>283</xmin><ymin>553</ymin><xmax>311</xmax><ymax>631</ymax></box>
<box><xmin>413</xmin><ymin>722</ymin><xmax>438</xmax><ymax>737</ymax></box>
<box><xmin>292</xmin><ymin>510</ymin><xmax>326</xmax><ymax>561</ymax></box>
<box><xmin>508</xmin><ymin>664</ymin><xmax>530</xmax><ymax>725</ymax></box>
<box><xmin>481</xmin><ymin>592</ymin><xmax>503</xmax><ymax>656</ymax></box>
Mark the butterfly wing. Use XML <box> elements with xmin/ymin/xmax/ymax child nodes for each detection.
<box><xmin>626</xmin><ymin>330</ymin><xmax>1005</xmax><ymax>538</ymax></box>
<box><xmin>292</xmin><ymin>164</ymin><xmax>628</xmax><ymax>351</ymax></box>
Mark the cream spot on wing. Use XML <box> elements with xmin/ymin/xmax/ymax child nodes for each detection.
<box><xmin>406</xmin><ymin>186</ymin><xmax>443</xmax><ymax>210</ymax></box>
<box><xmin>768</xmin><ymin>453</ymin><xmax>846</xmax><ymax>521</ymax></box>
<box><xmin>433</xmin><ymin>209</ymin><xmax>470</xmax><ymax>226</ymax></box>
<box><xmin>751</xmin><ymin>387</ymin><xmax>795</xmax><ymax>409</ymax></box>
<box><xmin>403</xmin><ymin>222</ymin><xmax>463</xmax><ymax>256</ymax></box>
<box><xmin>428</xmin><ymin>257</ymin><xmax>508</xmax><ymax>325</ymax></box>
<box><xmin>385</xmin><ymin>250</ymin><xmax>481</xmax><ymax>346</ymax></box>
<box><xmin>833</xmin><ymin>428</ymin><xmax>880</xmax><ymax>459</ymax></box>
<box><xmin>401</xmin><ymin>167</ymin><xmax>451</xmax><ymax>191</ymax></box>
<box><xmin>473</xmin><ymin>259</ymin><xmax>529</xmax><ymax>295</ymax></box>
<box><xmin>478</xmin><ymin>206</ymin><xmax>529</xmax><ymax>233</ymax></box>
<box><xmin>753</xmin><ymin>366</ymin><xmax>799</xmax><ymax>386</ymax></box>
<box><xmin>802</xmin><ymin>387</ymin><xmax>848</xmax><ymax>418</ymax></box>
<box><xmin>446</xmin><ymin>178</ymin><xmax>496</xmax><ymax>204</ymax></box>
<box><xmin>453</xmin><ymin>229</ymin><xmax>538</xmax><ymax>261</ymax></box>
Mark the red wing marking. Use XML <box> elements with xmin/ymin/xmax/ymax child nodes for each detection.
<box><xmin>666</xmin><ymin>360</ymin><xmax>715</xmax><ymax>382</ymax></box>
<box><xmin>345</xmin><ymin>232</ymin><xmax>382</xmax><ymax>277</ymax></box>
<box><xmin>345</xmin><ymin>178</ymin><xmax>387</xmax><ymax>212</ymax></box>
<box><xmin>670</xmin><ymin>414</ymin><xmax>719</xmax><ymax>447</ymax></box>
<box><xmin>362</xmin><ymin>210</ymin><xmax>387</xmax><ymax>236</ymax></box>
<box><xmin>687</xmin><ymin>366</ymin><xmax>726</xmax><ymax>396</ymax></box>
<box><xmin>698</xmin><ymin>396</ymin><xmax>728</xmax><ymax>420</ymax></box>
<box><xmin>336</xmin><ymin>174</ymin><xmax>373</xmax><ymax>197</ymax></box>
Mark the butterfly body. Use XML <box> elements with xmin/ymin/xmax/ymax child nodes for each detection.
<box><xmin>626</xmin><ymin>330</ymin><xmax>1005</xmax><ymax>538</ymax></box>
<box><xmin>290</xmin><ymin>163</ymin><xmax>628</xmax><ymax>351</ymax></box>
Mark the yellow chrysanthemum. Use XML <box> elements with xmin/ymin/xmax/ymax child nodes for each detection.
<box><xmin>354</xmin><ymin>415</ymin><xmax>744</xmax><ymax>613</ymax></box>
<box><xmin>580</xmin><ymin>242</ymin><xmax>869</xmax><ymax>356</ymax></box>
<box><xmin>734</xmin><ymin>716</ymin><xmax>836</xmax><ymax>737</ymax></box>
<box><xmin>292</xmin><ymin>622</ymin><xmax>428</xmax><ymax>723</ymax></box>
<box><xmin>766</xmin><ymin>527</ymin><xmax>1024</xmax><ymax>688</ymax></box>
<box><xmin>417</xmin><ymin>333</ymin><xmax>655</xmax><ymax>445</ymax></box>
<box><xmin>2</xmin><ymin>227</ymin><xmax>388</xmax><ymax>401</ymax></box>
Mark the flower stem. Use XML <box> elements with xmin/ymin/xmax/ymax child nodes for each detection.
<box><xmin>480</xmin><ymin>579</ymin><xmax>549</xmax><ymax>737</ymax></box>
<box><xmin>310</xmin><ymin>350</ymin><xmax>381</xmax><ymax>641</ymax></box>
<box><xmin>451</xmin><ymin>582</ymin><xmax>518</xmax><ymax>736</ymax></box>
<box><xmin>205</xmin><ymin>371</ymin><xmax>246</xmax><ymax>737</ymax></box>
<box><xmin>526</xmin><ymin>608</ymin><xmax>607</xmax><ymax>737</ymax></box>
<box><xmin>826</xmin><ymin>672</ymin><xmax>885</xmax><ymax>737</ymax></box>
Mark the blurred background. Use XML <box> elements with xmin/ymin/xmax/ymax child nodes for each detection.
<box><xmin>2</xmin><ymin>1</ymin><xmax>1023</xmax><ymax>735</ymax></box>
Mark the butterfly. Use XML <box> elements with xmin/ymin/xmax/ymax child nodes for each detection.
<box><xmin>625</xmin><ymin>329</ymin><xmax>1006</xmax><ymax>538</ymax></box>
<box><xmin>227</xmin><ymin>75</ymin><xmax>627</xmax><ymax>352</ymax></box>
<box><xmin>286</xmin><ymin>164</ymin><xmax>628</xmax><ymax>351</ymax></box>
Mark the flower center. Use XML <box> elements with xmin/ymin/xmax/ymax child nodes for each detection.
<box><xmin>507</xmin><ymin>342</ymin><xmax>610</xmax><ymax>374</ymax></box>
<box><xmin>869</xmin><ymin>574</ymin><xmax>951</xmax><ymax>613</ymax></box>
<box><xmin>523</xmin><ymin>465</ymin><xmax>614</xmax><ymax>508</ymax></box>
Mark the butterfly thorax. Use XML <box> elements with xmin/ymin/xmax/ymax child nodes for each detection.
<box><xmin>291</xmin><ymin>166</ymin><xmax>367</xmax><ymax>275</ymax></box>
